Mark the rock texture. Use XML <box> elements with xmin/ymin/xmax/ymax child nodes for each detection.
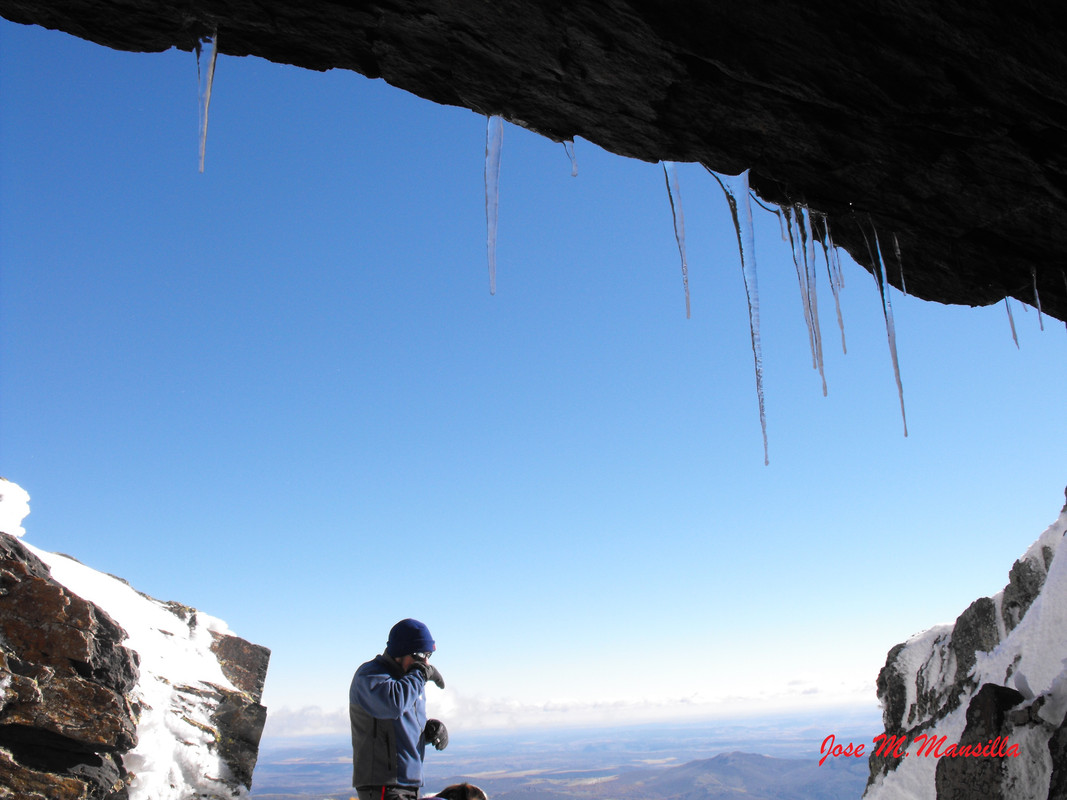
<box><xmin>0</xmin><ymin>532</ymin><xmax>270</xmax><ymax>799</ymax></box>
<box><xmin>865</xmin><ymin>490</ymin><xmax>1067</xmax><ymax>800</ymax></box>
<box><xmin>0</xmin><ymin>534</ymin><xmax>138</xmax><ymax>799</ymax></box>
<box><xmin>1</xmin><ymin>0</ymin><xmax>1065</xmax><ymax>321</ymax></box>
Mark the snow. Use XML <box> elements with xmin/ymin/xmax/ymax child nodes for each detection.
<box><xmin>865</xmin><ymin>506</ymin><xmax>1067</xmax><ymax>800</ymax></box>
<box><xmin>1</xmin><ymin>480</ymin><xmax>247</xmax><ymax>799</ymax></box>
<box><xmin>0</xmin><ymin>477</ymin><xmax>30</xmax><ymax>537</ymax></box>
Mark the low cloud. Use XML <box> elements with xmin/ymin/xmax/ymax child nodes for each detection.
<box><xmin>263</xmin><ymin>681</ymin><xmax>876</xmax><ymax>741</ymax></box>
<box><xmin>262</xmin><ymin>705</ymin><xmax>349</xmax><ymax>738</ymax></box>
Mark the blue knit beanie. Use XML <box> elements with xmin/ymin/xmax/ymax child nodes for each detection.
<box><xmin>386</xmin><ymin>618</ymin><xmax>436</xmax><ymax>657</ymax></box>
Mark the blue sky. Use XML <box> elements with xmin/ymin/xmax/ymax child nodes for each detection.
<box><xmin>2</xmin><ymin>20</ymin><xmax>1066</xmax><ymax>738</ymax></box>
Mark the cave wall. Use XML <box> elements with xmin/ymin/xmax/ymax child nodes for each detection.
<box><xmin>1</xmin><ymin>0</ymin><xmax>1065</xmax><ymax>321</ymax></box>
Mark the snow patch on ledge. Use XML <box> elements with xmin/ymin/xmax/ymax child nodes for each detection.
<box><xmin>0</xmin><ymin>478</ymin><xmax>31</xmax><ymax>538</ymax></box>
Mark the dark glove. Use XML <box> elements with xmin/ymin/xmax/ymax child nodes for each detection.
<box><xmin>411</xmin><ymin>660</ymin><xmax>445</xmax><ymax>689</ymax></box>
<box><xmin>424</xmin><ymin>718</ymin><xmax>449</xmax><ymax>750</ymax></box>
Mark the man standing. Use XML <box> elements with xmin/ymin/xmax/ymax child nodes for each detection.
<box><xmin>350</xmin><ymin>619</ymin><xmax>449</xmax><ymax>800</ymax></box>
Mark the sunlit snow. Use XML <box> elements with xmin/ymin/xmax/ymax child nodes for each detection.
<box><xmin>1</xmin><ymin>481</ymin><xmax>249</xmax><ymax>800</ymax></box>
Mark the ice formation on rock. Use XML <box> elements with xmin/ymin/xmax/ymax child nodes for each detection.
<box><xmin>785</xmin><ymin>205</ymin><xmax>827</xmax><ymax>395</ymax></box>
<box><xmin>196</xmin><ymin>32</ymin><xmax>218</xmax><ymax>174</ymax></box>
<box><xmin>860</xmin><ymin>219</ymin><xmax>908</xmax><ymax>437</ymax></box>
<box><xmin>815</xmin><ymin>214</ymin><xmax>847</xmax><ymax>355</ymax></box>
<box><xmin>708</xmin><ymin>168</ymin><xmax>768</xmax><ymax>465</ymax></box>
<box><xmin>662</xmin><ymin>162</ymin><xmax>691</xmax><ymax>318</ymax></box>
<box><xmin>484</xmin><ymin>115</ymin><xmax>504</xmax><ymax>295</ymax></box>
<box><xmin>1033</xmin><ymin>267</ymin><xmax>1045</xmax><ymax>332</ymax></box>
<box><xmin>1005</xmin><ymin>298</ymin><xmax>1020</xmax><ymax>348</ymax></box>
<box><xmin>563</xmin><ymin>140</ymin><xmax>578</xmax><ymax>177</ymax></box>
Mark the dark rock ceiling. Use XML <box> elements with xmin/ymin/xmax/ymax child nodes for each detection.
<box><xmin>3</xmin><ymin>0</ymin><xmax>1065</xmax><ymax>321</ymax></box>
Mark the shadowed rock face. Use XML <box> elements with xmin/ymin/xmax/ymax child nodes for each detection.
<box><xmin>1</xmin><ymin>0</ymin><xmax>1065</xmax><ymax>321</ymax></box>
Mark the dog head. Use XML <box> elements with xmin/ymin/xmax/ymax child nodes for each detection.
<box><xmin>430</xmin><ymin>783</ymin><xmax>489</xmax><ymax>800</ymax></box>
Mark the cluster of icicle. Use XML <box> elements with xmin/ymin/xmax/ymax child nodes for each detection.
<box><xmin>482</xmin><ymin>116</ymin><xmax>914</xmax><ymax>464</ymax></box>
<box><xmin>186</xmin><ymin>63</ymin><xmax>1059</xmax><ymax>461</ymax></box>
<box><xmin>655</xmin><ymin>156</ymin><xmax>908</xmax><ymax>463</ymax></box>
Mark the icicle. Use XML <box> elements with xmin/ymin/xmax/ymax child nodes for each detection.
<box><xmin>196</xmin><ymin>31</ymin><xmax>218</xmax><ymax>174</ymax></box>
<box><xmin>1005</xmin><ymin>298</ymin><xmax>1020</xmax><ymax>348</ymax></box>
<box><xmin>785</xmin><ymin>205</ymin><xmax>826</xmax><ymax>395</ymax></box>
<box><xmin>1032</xmin><ymin>267</ymin><xmax>1044</xmax><ymax>331</ymax></box>
<box><xmin>708</xmin><ymin>168</ymin><xmax>768</xmax><ymax>465</ymax></box>
<box><xmin>563</xmin><ymin>140</ymin><xmax>578</xmax><ymax>177</ymax></box>
<box><xmin>893</xmin><ymin>233</ymin><xmax>907</xmax><ymax>295</ymax></box>
<box><xmin>484</xmin><ymin>116</ymin><xmax>504</xmax><ymax>295</ymax></box>
<box><xmin>801</xmin><ymin>207</ymin><xmax>826</xmax><ymax>395</ymax></box>
<box><xmin>662</xmin><ymin>162</ymin><xmax>691</xmax><ymax>319</ymax></box>
<box><xmin>813</xmin><ymin>213</ymin><xmax>846</xmax><ymax>355</ymax></box>
<box><xmin>864</xmin><ymin>220</ymin><xmax>908</xmax><ymax>437</ymax></box>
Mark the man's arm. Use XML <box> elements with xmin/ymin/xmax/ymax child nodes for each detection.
<box><xmin>354</xmin><ymin>668</ymin><xmax>426</xmax><ymax>719</ymax></box>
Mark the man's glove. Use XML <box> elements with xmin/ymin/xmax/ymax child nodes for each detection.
<box><xmin>424</xmin><ymin>718</ymin><xmax>449</xmax><ymax>750</ymax></box>
<box><xmin>411</xmin><ymin>660</ymin><xmax>446</xmax><ymax>690</ymax></box>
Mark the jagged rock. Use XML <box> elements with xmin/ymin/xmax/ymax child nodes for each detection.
<box><xmin>950</xmin><ymin>597</ymin><xmax>1000</xmax><ymax>685</ymax></box>
<box><xmin>209</xmin><ymin>631</ymin><xmax>271</xmax><ymax>787</ymax></box>
<box><xmin>1049</xmin><ymin>717</ymin><xmax>1067</xmax><ymax>800</ymax></box>
<box><xmin>935</xmin><ymin>684</ymin><xmax>1025</xmax><ymax>800</ymax></box>
<box><xmin>0</xmin><ymin>534</ymin><xmax>138</xmax><ymax>799</ymax></box>
<box><xmin>865</xmin><ymin>494</ymin><xmax>1067</xmax><ymax>800</ymax></box>
<box><xmin>0</xmin><ymin>526</ymin><xmax>271</xmax><ymax>800</ymax></box>
<box><xmin>0</xmin><ymin>0</ymin><xmax>1065</xmax><ymax>321</ymax></box>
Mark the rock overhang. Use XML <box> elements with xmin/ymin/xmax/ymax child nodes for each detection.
<box><xmin>1</xmin><ymin>0</ymin><xmax>1064</xmax><ymax>321</ymax></box>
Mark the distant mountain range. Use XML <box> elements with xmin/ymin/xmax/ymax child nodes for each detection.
<box><xmin>250</xmin><ymin>746</ymin><xmax>868</xmax><ymax>800</ymax></box>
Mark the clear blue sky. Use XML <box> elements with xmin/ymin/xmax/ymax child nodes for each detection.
<box><xmin>2</xmin><ymin>20</ymin><xmax>1065</xmax><ymax>737</ymax></box>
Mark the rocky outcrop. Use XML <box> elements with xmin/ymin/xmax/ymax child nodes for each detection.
<box><xmin>0</xmin><ymin>534</ymin><xmax>138</xmax><ymax>799</ymax></box>
<box><xmin>1</xmin><ymin>0</ymin><xmax>1065</xmax><ymax>321</ymax></box>
<box><xmin>865</xmin><ymin>489</ymin><xmax>1067</xmax><ymax>800</ymax></box>
<box><xmin>0</xmin><ymin>485</ymin><xmax>271</xmax><ymax>800</ymax></box>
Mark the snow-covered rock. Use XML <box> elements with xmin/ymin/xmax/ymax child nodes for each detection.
<box><xmin>0</xmin><ymin>480</ymin><xmax>270</xmax><ymax>800</ymax></box>
<box><xmin>865</xmin><ymin>488</ymin><xmax>1067</xmax><ymax>800</ymax></box>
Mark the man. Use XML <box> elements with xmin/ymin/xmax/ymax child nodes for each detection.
<box><xmin>350</xmin><ymin>618</ymin><xmax>449</xmax><ymax>800</ymax></box>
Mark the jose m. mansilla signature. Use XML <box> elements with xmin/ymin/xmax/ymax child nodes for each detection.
<box><xmin>819</xmin><ymin>733</ymin><xmax>1020</xmax><ymax>766</ymax></box>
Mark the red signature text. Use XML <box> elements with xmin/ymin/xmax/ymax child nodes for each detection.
<box><xmin>820</xmin><ymin>733</ymin><xmax>1020</xmax><ymax>766</ymax></box>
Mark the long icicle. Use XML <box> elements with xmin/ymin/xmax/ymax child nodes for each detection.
<box><xmin>484</xmin><ymin>116</ymin><xmax>504</xmax><ymax>295</ymax></box>
<box><xmin>662</xmin><ymin>162</ymin><xmax>691</xmax><ymax>318</ymax></box>
<box><xmin>869</xmin><ymin>221</ymin><xmax>908</xmax><ymax>437</ymax></box>
<box><xmin>198</xmin><ymin>31</ymin><xmax>218</xmax><ymax>174</ymax></box>
<box><xmin>814</xmin><ymin>214</ymin><xmax>847</xmax><ymax>355</ymax></box>
<box><xmin>1005</xmin><ymin>298</ymin><xmax>1020</xmax><ymax>348</ymax></box>
<box><xmin>786</xmin><ymin>206</ymin><xmax>823</xmax><ymax>391</ymax></box>
<box><xmin>709</xmin><ymin>168</ymin><xmax>768</xmax><ymax>465</ymax></box>
<box><xmin>800</xmin><ymin>207</ymin><xmax>827</xmax><ymax>396</ymax></box>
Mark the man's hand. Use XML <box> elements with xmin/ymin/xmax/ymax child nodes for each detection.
<box><xmin>424</xmin><ymin>718</ymin><xmax>449</xmax><ymax>750</ymax></box>
<box><xmin>410</xmin><ymin>660</ymin><xmax>445</xmax><ymax>689</ymax></box>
